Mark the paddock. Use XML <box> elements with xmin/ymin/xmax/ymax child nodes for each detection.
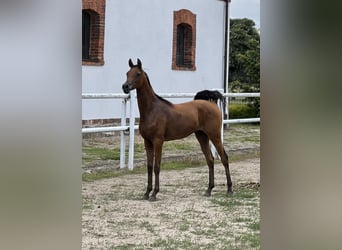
<box><xmin>82</xmin><ymin>124</ymin><xmax>260</xmax><ymax>249</ymax></box>
<box><xmin>82</xmin><ymin>158</ymin><xmax>260</xmax><ymax>249</ymax></box>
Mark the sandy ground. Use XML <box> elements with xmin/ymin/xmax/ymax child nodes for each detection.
<box><xmin>82</xmin><ymin>158</ymin><xmax>260</xmax><ymax>249</ymax></box>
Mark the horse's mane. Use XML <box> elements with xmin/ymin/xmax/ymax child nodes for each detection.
<box><xmin>144</xmin><ymin>71</ymin><xmax>173</xmax><ymax>106</ymax></box>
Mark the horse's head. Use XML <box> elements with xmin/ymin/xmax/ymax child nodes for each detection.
<box><xmin>122</xmin><ymin>58</ymin><xmax>145</xmax><ymax>94</ymax></box>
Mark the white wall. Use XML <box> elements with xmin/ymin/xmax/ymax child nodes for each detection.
<box><xmin>82</xmin><ymin>0</ymin><xmax>226</xmax><ymax>120</ymax></box>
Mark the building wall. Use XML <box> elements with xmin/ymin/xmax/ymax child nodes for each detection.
<box><xmin>82</xmin><ymin>0</ymin><xmax>226</xmax><ymax>120</ymax></box>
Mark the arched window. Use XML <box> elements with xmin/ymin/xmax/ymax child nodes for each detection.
<box><xmin>176</xmin><ymin>23</ymin><xmax>193</xmax><ymax>67</ymax></box>
<box><xmin>82</xmin><ymin>9</ymin><xmax>103</xmax><ymax>64</ymax></box>
<box><xmin>82</xmin><ymin>11</ymin><xmax>91</xmax><ymax>60</ymax></box>
<box><xmin>82</xmin><ymin>0</ymin><xmax>105</xmax><ymax>66</ymax></box>
<box><xmin>172</xmin><ymin>9</ymin><xmax>196</xmax><ymax>71</ymax></box>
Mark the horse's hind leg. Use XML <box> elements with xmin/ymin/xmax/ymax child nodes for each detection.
<box><xmin>195</xmin><ymin>131</ymin><xmax>215</xmax><ymax>196</ymax></box>
<box><xmin>210</xmin><ymin>135</ymin><xmax>233</xmax><ymax>195</ymax></box>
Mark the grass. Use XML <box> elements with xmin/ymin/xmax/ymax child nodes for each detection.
<box><xmin>151</xmin><ymin>238</ymin><xmax>194</xmax><ymax>249</ymax></box>
<box><xmin>110</xmin><ymin>244</ymin><xmax>145</xmax><ymax>250</ymax></box>
<box><xmin>139</xmin><ymin>221</ymin><xmax>155</xmax><ymax>234</ymax></box>
<box><xmin>82</xmin><ymin>165</ymin><xmax>146</xmax><ymax>182</ymax></box>
<box><xmin>102</xmin><ymin>185</ymin><xmax>260</xmax><ymax>249</ymax></box>
<box><xmin>82</xmin><ymin>123</ymin><xmax>260</xmax><ymax>182</ymax></box>
<box><xmin>163</xmin><ymin>140</ymin><xmax>198</xmax><ymax>151</ymax></box>
<box><xmin>82</xmin><ymin>146</ymin><xmax>120</xmax><ymax>163</ymax></box>
<box><xmin>249</xmin><ymin>221</ymin><xmax>260</xmax><ymax>231</ymax></box>
<box><xmin>211</xmin><ymin>188</ymin><xmax>259</xmax><ymax>209</ymax></box>
<box><xmin>82</xmin><ymin>149</ymin><xmax>260</xmax><ymax>182</ymax></box>
<box><xmin>209</xmin><ymin>187</ymin><xmax>260</xmax><ymax>249</ymax></box>
<box><xmin>82</xmin><ymin>159</ymin><xmax>205</xmax><ymax>182</ymax></box>
<box><xmin>82</xmin><ymin>197</ymin><xmax>93</xmax><ymax>210</ymax></box>
<box><xmin>149</xmin><ymin>231</ymin><xmax>260</xmax><ymax>250</ymax></box>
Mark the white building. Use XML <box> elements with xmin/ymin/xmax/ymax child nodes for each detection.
<box><xmin>82</xmin><ymin>0</ymin><xmax>230</xmax><ymax>123</ymax></box>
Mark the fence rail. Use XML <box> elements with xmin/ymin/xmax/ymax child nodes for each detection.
<box><xmin>82</xmin><ymin>91</ymin><xmax>260</xmax><ymax>170</ymax></box>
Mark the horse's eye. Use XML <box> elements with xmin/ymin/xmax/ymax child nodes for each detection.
<box><xmin>135</xmin><ymin>72</ymin><xmax>141</xmax><ymax>78</ymax></box>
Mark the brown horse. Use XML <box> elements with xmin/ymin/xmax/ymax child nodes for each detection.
<box><xmin>122</xmin><ymin>58</ymin><xmax>233</xmax><ymax>201</ymax></box>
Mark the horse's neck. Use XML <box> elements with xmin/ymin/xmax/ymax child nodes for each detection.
<box><xmin>136</xmin><ymin>79</ymin><xmax>158</xmax><ymax>119</ymax></box>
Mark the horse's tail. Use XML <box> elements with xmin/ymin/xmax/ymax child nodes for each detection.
<box><xmin>194</xmin><ymin>90</ymin><xmax>224</xmax><ymax>104</ymax></box>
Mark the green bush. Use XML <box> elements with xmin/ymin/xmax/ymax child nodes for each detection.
<box><xmin>229</xmin><ymin>104</ymin><xmax>258</xmax><ymax>119</ymax></box>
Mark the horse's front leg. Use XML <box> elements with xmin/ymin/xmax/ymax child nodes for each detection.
<box><xmin>149</xmin><ymin>139</ymin><xmax>163</xmax><ymax>202</ymax></box>
<box><xmin>143</xmin><ymin>139</ymin><xmax>154</xmax><ymax>200</ymax></box>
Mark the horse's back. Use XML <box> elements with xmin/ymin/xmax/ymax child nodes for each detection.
<box><xmin>175</xmin><ymin>100</ymin><xmax>222</xmax><ymax>128</ymax></box>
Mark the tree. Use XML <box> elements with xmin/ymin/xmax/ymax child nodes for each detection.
<box><xmin>229</xmin><ymin>18</ymin><xmax>260</xmax><ymax>118</ymax></box>
<box><xmin>229</xmin><ymin>18</ymin><xmax>260</xmax><ymax>85</ymax></box>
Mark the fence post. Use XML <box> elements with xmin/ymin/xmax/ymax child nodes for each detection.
<box><xmin>128</xmin><ymin>90</ymin><xmax>136</xmax><ymax>170</ymax></box>
<box><xmin>225</xmin><ymin>94</ymin><xmax>229</xmax><ymax>129</ymax></box>
<box><xmin>221</xmin><ymin>96</ymin><xmax>224</xmax><ymax>143</ymax></box>
<box><xmin>120</xmin><ymin>98</ymin><xmax>127</xmax><ymax>169</ymax></box>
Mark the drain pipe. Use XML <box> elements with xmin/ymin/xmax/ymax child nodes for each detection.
<box><xmin>223</xmin><ymin>0</ymin><xmax>231</xmax><ymax>126</ymax></box>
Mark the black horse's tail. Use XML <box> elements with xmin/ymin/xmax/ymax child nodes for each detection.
<box><xmin>194</xmin><ymin>90</ymin><xmax>224</xmax><ymax>105</ymax></box>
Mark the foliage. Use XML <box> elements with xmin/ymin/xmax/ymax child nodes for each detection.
<box><xmin>229</xmin><ymin>104</ymin><xmax>258</xmax><ymax>119</ymax></box>
<box><xmin>229</xmin><ymin>18</ymin><xmax>260</xmax><ymax>118</ymax></box>
<box><xmin>230</xmin><ymin>80</ymin><xmax>258</xmax><ymax>94</ymax></box>
<box><xmin>229</xmin><ymin>18</ymin><xmax>260</xmax><ymax>85</ymax></box>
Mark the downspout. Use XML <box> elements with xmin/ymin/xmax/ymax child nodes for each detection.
<box><xmin>223</xmin><ymin>0</ymin><xmax>231</xmax><ymax>124</ymax></box>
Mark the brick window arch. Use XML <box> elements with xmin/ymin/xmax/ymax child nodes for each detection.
<box><xmin>82</xmin><ymin>0</ymin><xmax>105</xmax><ymax>66</ymax></box>
<box><xmin>172</xmin><ymin>9</ymin><xmax>196</xmax><ymax>71</ymax></box>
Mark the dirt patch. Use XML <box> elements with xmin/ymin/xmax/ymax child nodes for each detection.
<box><xmin>82</xmin><ymin>158</ymin><xmax>260</xmax><ymax>249</ymax></box>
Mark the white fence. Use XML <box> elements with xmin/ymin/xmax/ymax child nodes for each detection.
<box><xmin>82</xmin><ymin>91</ymin><xmax>260</xmax><ymax>170</ymax></box>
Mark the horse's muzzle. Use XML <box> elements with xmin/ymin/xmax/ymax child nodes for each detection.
<box><xmin>122</xmin><ymin>83</ymin><xmax>130</xmax><ymax>94</ymax></box>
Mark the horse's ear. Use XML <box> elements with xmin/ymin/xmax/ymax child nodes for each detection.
<box><xmin>137</xmin><ymin>58</ymin><xmax>142</xmax><ymax>69</ymax></box>
<box><xmin>128</xmin><ymin>59</ymin><xmax>134</xmax><ymax>68</ymax></box>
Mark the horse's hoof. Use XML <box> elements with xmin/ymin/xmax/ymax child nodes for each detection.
<box><xmin>149</xmin><ymin>196</ymin><xmax>157</xmax><ymax>202</ymax></box>
<box><xmin>227</xmin><ymin>190</ymin><xmax>233</xmax><ymax>196</ymax></box>
<box><xmin>204</xmin><ymin>190</ymin><xmax>211</xmax><ymax>197</ymax></box>
<box><xmin>143</xmin><ymin>194</ymin><xmax>149</xmax><ymax>200</ymax></box>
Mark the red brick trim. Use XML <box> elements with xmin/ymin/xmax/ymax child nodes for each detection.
<box><xmin>82</xmin><ymin>118</ymin><xmax>140</xmax><ymax>127</ymax></box>
<box><xmin>172</xmin><ymin>9</ymin><xmax>196</xmax><ymax>71</ymax></box>
<box><xmin>82</xmin><ymin>118</ymin><xmax>118</xmax><ymax>127</ymax></box>
<box><xmin>82</xmin><ymin>0</ymin><xmax>105</xmax><ymax>66</ymax></box>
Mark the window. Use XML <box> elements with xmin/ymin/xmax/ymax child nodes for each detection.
<box><xmin>176</xmin><ymin>23</ymin><xmax>192</xmax><ymax>67</ymax></box>
<box><xmin>172</xmin><ymin>9</ymin><xmax>196</xmax><ymax>71</ymax></box>
<box><xmin>82</xmin><ymin>11</ymin><xmax>91</xmax><ymax>60</ymax></box>
<box><xmin>82</xmin><ymin>0</ymin><xmax>105</xmax><ymax>66</ymax></box>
